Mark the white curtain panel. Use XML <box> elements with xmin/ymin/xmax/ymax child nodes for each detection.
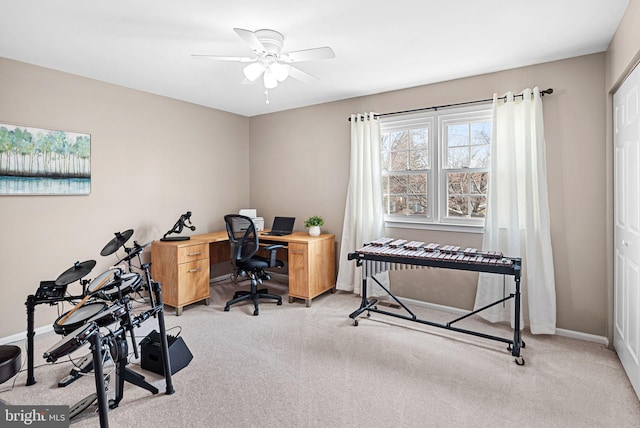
<box><xmin>336</xmin><ymin>113</ymin><xmax>386</xmax><ymax>294</ymax></box>
<box><xmin>474</xmin><ymin>88</ymin><xmax>557</xmax><ymax>334</ymax></box>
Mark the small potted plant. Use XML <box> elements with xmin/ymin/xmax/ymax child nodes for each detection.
<box><xmin>304</xmin><ymin>215</ymin><xmax>324</xmax><ymax>236</ymax></box>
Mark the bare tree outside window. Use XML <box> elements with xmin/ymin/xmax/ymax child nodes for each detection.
<box><xmin>445</xmin><ymin>120</ymin><xmax>491</xmax><ymax>218</ymax></box>
<box><xmin>382</xmin><ymin>127</ymin><xmax>429</xmax><ymax>216</ymax></box>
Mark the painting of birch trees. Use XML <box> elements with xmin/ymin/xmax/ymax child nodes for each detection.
<box><xmin>0</xmin><ymin>123</ymin><xmax>91</xmax><ymax>195</ymax></box>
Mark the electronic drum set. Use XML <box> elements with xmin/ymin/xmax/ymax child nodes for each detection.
<box><xmin>25</xmin><ymin>229</ymin><xmax>175</xmax><ymax>428</ymax></box>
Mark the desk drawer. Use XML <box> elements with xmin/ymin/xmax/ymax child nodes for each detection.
<box><xmin>177</xmin><ymin>243</ymin><xmax>209</xmax><ymax>264</ymax></box>
<box><xmin>177</xmin><ymin>259</ymin><xmax>210</xmax><ymax>304</ymax></box>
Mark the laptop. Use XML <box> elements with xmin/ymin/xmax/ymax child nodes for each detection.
<box><xmin>263</xmin><ymin>216</ymin><xmax>295</xmax><ymax>236</ymax></box>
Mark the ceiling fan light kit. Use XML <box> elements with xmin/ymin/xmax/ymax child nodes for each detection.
<box><xmin>193</xmin><ymin>27</ymin><xmax>335</xmax><ymax>104</ymax></box>
<box><xmin>243</xmin><ymin>62</ymin><xmax>265</xmax><ymax>82</ymax></box>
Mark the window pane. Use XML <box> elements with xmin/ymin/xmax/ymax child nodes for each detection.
<box><xmin>410</xmin><ymin>128</ymin><xmax>428</xmax><ymax>150</ymax></box>
<box><xmin>407</xmin><ymin>197</ymin><xmax>426</xmax><ymax>214</ymax></box>
<box><xmin>381</xmin><ymin>132</ymin><xmax>390</xmax><ymax>151</ymax></box>
<box><xmin>385</xmin><ymin>195</ymin><xmax>405</xmax><ymax>214</ymax></box>
<box><xmin>390</xmin><ymin>130</ymin><xmax>409</xmax><ymax>151</ymax></box>
<box><xmin>389</xmin><ymin>174</ymin><xmax>408</xmax><ymax>194</ymax></box>
<box><xmin>470</xmin><ymin>172</ymin><xmax>488</xmax><ymax>194</ymax></box>
<box><xmin>447</xmin><ymin>123</ymin><xmax>469</xmax><ymax>147</ymax></box>
<box><xmin>447</xmin><ymin>146</ymin><xmax>469</xmax><ymax>168</ymax></box>
<box><xmin>470</xmin><ymin>146</ymin><xmax>490</xmax><ymax>168</ymax></box>
<box><xmin>408</xmin><ymin>174</ymin><xmax>427</xmax><ymax>193</ymax></box>
<box><xmin>390</xmin><ymin>151</ymin><xmax>408</xmax><ymax>171</ymax></box>
<box><xmin>470</xmin><ymin>195</ymin><xmax>486</xmax><ymax>217</ymax></box>
<box><xmin>448</xmin><ymin>195</ymin><xmax>469</xmax><ymax>217</ymax></box>
<box><xmin>410</xmin><ymin>149</ymin><xmax>428</xmax><ymax>169</ymax></box>
<box><xmin>471</xmin><ymin>122</ymin><xmax>491</xmax><ymax>145</ymax></box>
<box><xmin>381</xmin><ymin>151</ymin><xmax>390</xmax><ymax>171</ymax></box>
<box><xmin>448</xmin><ymin>172</ymin><xmax>469</xmax><ymax>193</ymax></box>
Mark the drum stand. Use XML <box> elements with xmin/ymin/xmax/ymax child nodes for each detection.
<box><xmin>132</xmin><ymin>246</ymin><xmax>175</xmax><ymax>396</ymax></box>
<box><xmin>108</xmin><ymin>233</ymin><xmax>174</xmax><ymax>395</ymax></box>
<box><xmin>68</xmin><ymin>327</ymin><xmax>110</xmax><ymax>428</ymax></box>
<box><xmin>112</xmin><ymin>291</ymin><xmax>140</xmax><ymax>360</ymax></box>
<box><xmin>25</xmin><ymin>285</ymin><xmax>85</xmax><ymax>386</ymax></box>
<box><xmin>108</xmin><ymin>330</ymin><xmax>157</xmax><ymax>409</ymax></box>
<box><xmin>89</xmin><ymin>332</ymin><xmax>110</xmax><ymax>428</ymax></box>
<box><xmin>103</xmin><ymin>262</ymin><xmax>176</xmax><ymax>410</ymax></box>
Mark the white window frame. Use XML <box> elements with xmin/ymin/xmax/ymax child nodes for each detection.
<box><xmin>380</xmin><ymin>103</ymin><xmax>492</xmax><ymax>232</ymax></box>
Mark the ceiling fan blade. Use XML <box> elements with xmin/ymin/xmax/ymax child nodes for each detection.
<box><xmin>288</xmin><ymin>66</ymin><xmax>319</xmax><ymax>84</ymax></box>
<box><xmin>280</xmin><ymin>47</ymin><xmax>335</xmax><ymax>63</ymax></box>
<box><xmin>191</xmin><ymin>54</ymin><xmax>254</xmax><ymax>62</ymax></box>
<box><xmin>233</xmin><ymin>28</ymin><xmax>267</xmax><ymax>54</ymax></box>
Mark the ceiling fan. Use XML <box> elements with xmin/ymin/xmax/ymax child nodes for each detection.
<box><xmin>192</xmin><ymin>28</ymin><xmax>335</xmax><ymax>102</ymax></box>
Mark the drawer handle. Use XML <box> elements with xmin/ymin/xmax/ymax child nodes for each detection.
<box><xmin>187</xmin><ymin>252</ymin><xmax>202</xmax><ymax>256</ymax></box>
<box><xmin>188</xmin><ymin>268</ymin><xmax>202</xmax><ymax>273</ymax></box>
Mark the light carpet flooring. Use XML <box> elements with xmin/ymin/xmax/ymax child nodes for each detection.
<box><xmin>1</xmin><ymin>278</ymin><xmax>639</xmax><ymax>427</ymax></box>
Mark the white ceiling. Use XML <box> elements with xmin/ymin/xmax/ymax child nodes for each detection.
<box><xmin>0</xmin><ymin>0</ymin><xmax>630</xmax><ymax>117</ymax></box>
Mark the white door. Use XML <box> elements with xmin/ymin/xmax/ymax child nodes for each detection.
<box><xmin>614</xmin><ymin>62</ymin><xmax>640</xmax><ymax>400</ymax></box>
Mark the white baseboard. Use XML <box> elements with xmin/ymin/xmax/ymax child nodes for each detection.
<box><xmin>555</xmin><ymin>328</ymin><xmax>609</xmax><ymax>347</ymax></box>
<box><xmin>396</xmin><ymin>296</ymin><xmax>609</xmax><ymax>346</ymax></box>
<box><xmin>0</xmin><ymin>325</ymin><xmax>53</xmax><ymax>346</ymax></box>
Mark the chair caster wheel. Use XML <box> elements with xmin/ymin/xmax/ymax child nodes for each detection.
<box><xmin>224</xmin><ymin>306</ymin><xmax>230</xmax><ymax>312</ymax></box>
<box><xmin>253</xmin><ymin>309</ymin><xmax>259</xmax><ymax>316</ymax></box>
<box><xmin>277</xmin><ymin>300</ymin><xmax>282</xmax><ymax>305</ymax></box>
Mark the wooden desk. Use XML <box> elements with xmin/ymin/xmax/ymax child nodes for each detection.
<box><xmin>151</xmin><ymin>231</ymin><xmax>336</xmax><ymax>315</ymax></box>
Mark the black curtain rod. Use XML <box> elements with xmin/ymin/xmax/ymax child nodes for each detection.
<box><xmin>348</xmin><ymin>88</ymin><xmax>554</xmax><ymax>121</ymax></box>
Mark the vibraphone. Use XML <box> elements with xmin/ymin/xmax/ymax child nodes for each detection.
<box><xmin>347</xmin><ymin>238</ymin><xmax>525</xmax><ymax>365</ymax></box>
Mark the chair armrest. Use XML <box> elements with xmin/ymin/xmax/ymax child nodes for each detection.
<box><xmin>263</xmin><ymin>244</ymin><xmax>284</xmax><ymax>267</ymax></box>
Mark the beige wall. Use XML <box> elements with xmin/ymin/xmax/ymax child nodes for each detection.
<box><xmin>0</xmin><ymin>58</ymin><xmax>250</xmax><ymax>338</ymax></box>
<box><xmin>251</xmin><ymin>53</ymin><xmax>608</xmax><ymax>336</ymax></box>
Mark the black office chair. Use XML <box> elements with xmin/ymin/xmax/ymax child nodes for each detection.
<box><xmin>223</xmin><ymin>214</ymin><xmax>284</xmax><ymax>316</ymax></box>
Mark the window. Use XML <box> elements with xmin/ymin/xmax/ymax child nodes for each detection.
<box><xmin>380</xmin><ymin>104</ymin><xmax>492</xmax><ymax>229</ymax></box>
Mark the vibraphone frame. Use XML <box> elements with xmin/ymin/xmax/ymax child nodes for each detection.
<box><xmin>347</xmin><ymin>245</ymin><xmax>525</xmax><ymax>365</ymax></box>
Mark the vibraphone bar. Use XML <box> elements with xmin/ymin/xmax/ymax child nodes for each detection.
<box><xmin>347</xmin><ymin>238</ymin><xmax>525</xmax><ymax>365</ymax></box>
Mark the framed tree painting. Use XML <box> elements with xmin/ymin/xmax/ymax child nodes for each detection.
<box><xmin>0</xmin><ymin>123</ymin><xmax>91</xmax><ymax>195</ymax></box>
